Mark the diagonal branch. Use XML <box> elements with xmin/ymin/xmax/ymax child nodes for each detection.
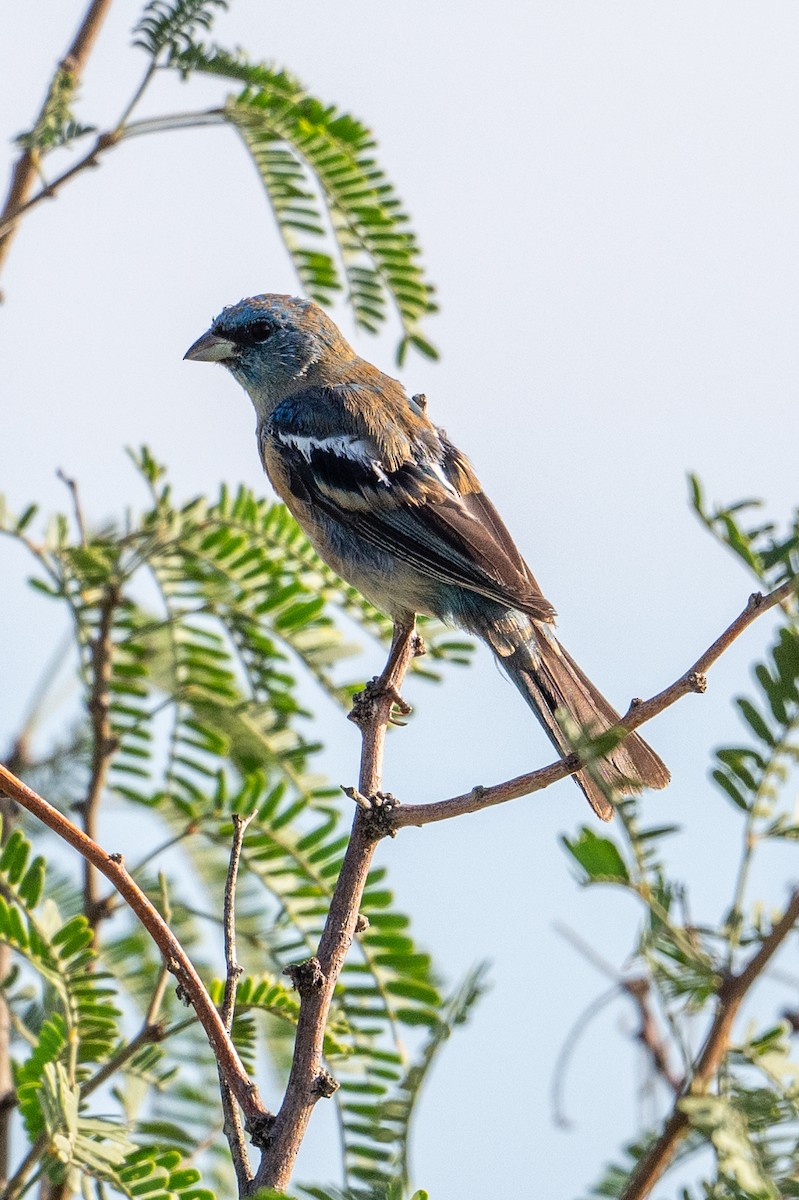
<box><xmin>0</xmin><ymin>760</ymin><xmax>273</xmax><ymax>1140</ymax></box>
<box><xmin>253</xmin><ymin>620</ymin><xmax>421</xmax><ymax>1193</ymax></box>
<box><xmin>0</xmin><ymin>0</ymin><xmax>114</xmax><ymax>276</ymax></box>
<box><xmin>620</xmin><ymin>885</ymin><xmax>799</xmax><ymax>1200</ymax></box>
<box><xmin>393</xmin><ymin>578</ymin><xmax>798</xmax><ymax>829</ymax></box>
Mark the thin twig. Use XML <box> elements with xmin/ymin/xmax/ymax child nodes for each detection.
<box><xmin>0</xmin><ymin>110</ymin><xmax>228</xmax><ymax>243</ymax></box>
<box><xmin>620</xmin><ymin>886</ymin><xmax>799</xmax><ymax>1200</ymax></box>
<box><xmin>80</xmin><ymin>961</ymin><xmax>172</xmax><ymax>1102</ymax></box>
<box><xmin>253</xmin><ymin>622</ymin><xmax>420</xmax><ymax>1192</ymax></box>
<box><xmin>81</xmin><ymin>1021</ymin><xmax>166</xmax><ymax>1101</ymax></box>
<box><xmin>393</xmin><ymin>578</ymin><xmax>797</xmax><ymax>829</ymax></box>
<box><xmin>219</xmin><ymin>813</ymin><xmax>254</xmax><ymax>1195</ymax></box>
<box><xmin>1</xmin><ymin>1131</ymin><xmax>47</xmax><ymax>1200</ymax></box>
<box><xmin>0</xmin><ymin>0</ymin><xmax>114</xmax><ymax>277</ymax></box>
<box><xmin>0</xmin><ymin>761</ymin><xmax>273</xmax><ymax>1138</ymax></box>
<box><xmin>56</xmin><ymin>468</ymin><xmax>87</xmax><ymax>546</ymax></box>
<box><xmin>81</xmin><ymin>581</ymin><xmax>119</xmax><ymax>933</ymax></box>
<box><xmin>622</xmin><ymin>977</ymin><xmax>683</xmax><ymax>1095</ymax></box>
<box><xmin>550</xmin><ymin>925</ymin><xmax>682</xmax><ymax>1129</ymax></box>
<box><xmin>0</xmin><ymin>801</ymin><xmax>13</xmax><ymax>1193</ymax></box>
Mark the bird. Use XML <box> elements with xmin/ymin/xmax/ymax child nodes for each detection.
<box><xmin>184</xmin><ymin>293</ymin><xmax>669</xmax><ymax>819</ymax></box>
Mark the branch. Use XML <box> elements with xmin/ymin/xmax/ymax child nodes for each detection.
<box><xmin>393</xmin><ymin>578</ymin><xmax>798</xmax><ymax>829</ymax></box>
<box><xmin>0</xmin><ymin>760</ymin><xmax>273</xmax><ymax>1139</ymax></box>
<box><xmin>0</xmin><ymin>110</ymin><xmax>227</xmax><ymax>244</ymax></box>
<box><xmin>56</xmin><ymin>467</ymin><xmax>87</xmax><ymax>547</ymax></box>
<box><xmin>0</xmin><ymin>0</ymin><xmax>114</xmax><ymax>276</ymax></box>
<box><xmin>550</xmin><ymin>925</ymin><xmax>682</xmax><ymax>1129</ymax></box>
<box><xmin>219</xmin><ymin>813</ymin><xmax>254</xmax><ymax>1195</ymax></box>
<box><xmin>620</xmin><ymin>885</ymin><xmax>799</xmax><ymax>1200</ymax></box>
<box><xmin>81</xmin><ymin>581</ymin><xmax>119</xmax><ymax>933</ymax></box>
<box><xmin>253</xmin><ymin>621</ymin><xmax>421</xmax><ymax>1193</ymax></box>
<box><xmin>0</xmin><ymin>803</ymin><xmax>13</xmax><ymax>1193</ymax></box>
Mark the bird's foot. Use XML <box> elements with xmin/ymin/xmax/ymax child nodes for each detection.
<box><xmin>348</xmin><ymin>675</ymin><xmax>412</xmax><ymax>726</ymax></box>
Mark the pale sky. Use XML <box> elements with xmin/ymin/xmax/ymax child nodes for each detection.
<box><xmin>2</xmin><ymin>3</ymin><xmax>799</xmax><ymax>1197</ymax></box>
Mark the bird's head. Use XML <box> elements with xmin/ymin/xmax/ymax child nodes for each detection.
<box><xmin>184</xmin><ymin>294</ymin><xmax>355</xmax><ymax>413</ymax></box>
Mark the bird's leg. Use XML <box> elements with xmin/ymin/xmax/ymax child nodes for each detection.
<box><xmin>349</xmin><ymin>617</ymin><xmax>418</xmax><ymax>727</ymax></box>
<box><xmin>374</xmin><ymin>618</ymin><xmax>418</xmax><ymax>717</ymax></box>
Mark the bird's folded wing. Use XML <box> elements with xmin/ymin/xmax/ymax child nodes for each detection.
<box><xmin>266</xmin><ymin>395</ymin><xmax>556</xmax><ymax>623</ymax></box>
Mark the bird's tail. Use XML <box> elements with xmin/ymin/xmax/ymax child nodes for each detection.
<box><xmin>481</xmin><ymin>615</ymin><xmax>670</xmax><ymax>821</ymax></box>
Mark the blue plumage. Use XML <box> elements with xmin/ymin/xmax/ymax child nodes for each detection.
<box><xmin>185</xmin><ymin>294</ymin><xmax>670</xmax><ymax>819</ymax></box>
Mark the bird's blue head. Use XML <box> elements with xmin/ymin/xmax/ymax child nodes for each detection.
<box><xmin>184</xmin><ymin>294</ymin><xmax>355</xmax><ymax>412</ymax></box>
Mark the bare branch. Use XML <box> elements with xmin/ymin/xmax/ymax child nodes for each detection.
<box><xmin>81</xmin><ymin>581</ymin><xmax>120</xmax><ymax>934</ymax></box>
<box><xmin>56</xmin><ymin>468</ymin><xmax>87</xmax><ymax>546</ymax></box>
<box><xmin>253</xmin><ymin>621</ymin><xmax>420</xmax><ymax>1192</ymax></box>
<box><xmin>219</xmin><ymin>813</ymin><xmax>254</xmax><ymax>1194</ymax></box>
<box><xmin>0</xmin><ymin>0</ymin><xmax>114</xmax><ymax>276</ymax></box>
<box><xmin>622</xmin><ymin>977</ymin><xmax>683</xmax><ymax>1096</ymax></box>
<box><xmin>620</xmin><ymin>885</ymin><xmax>799</xmax><ymax>1200</ymax></box>
<box><xmin>0</xmin><ymin>110</ymin><xmax>228</xmax><ymax>244</ymax></box>
<box><xmin>0</xmin><ymin>800</ymin><xmax>13</xmax><ymax>1193</ymax></box>
<box><xmin>393</xmin><ymin>578</ymin><xmax>797</xmax><ymax>830</ymax></box>
<box><xmin>0</xmin><ymin>761</ymin><xmax>273</xmax><ymax>1137</ymax></box>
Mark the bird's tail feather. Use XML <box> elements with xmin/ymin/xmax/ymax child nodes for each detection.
<box><xmin>495</xmin><ymin>625</ymin><xmax>670</xmax><ymax>821</ymax></box>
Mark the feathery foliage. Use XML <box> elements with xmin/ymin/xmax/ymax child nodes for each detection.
<box><xmin>0</xmin><ymin>449</ymin><xmax>478</xmax><ymax>1198</ymax></box>
<box><xmin>565</xmin><ymin>480</ymin><xmax>799</xmax><ymax>1198</ymax></box>
<box><xmin>133</xmin><ymin>0</ymin><xmax>229</xmax><ymax>58</ymax></box>
<box><xmin>167</xmin><ymin>46</ymin><xmax>437</xmax><ymax>360</ymax></box>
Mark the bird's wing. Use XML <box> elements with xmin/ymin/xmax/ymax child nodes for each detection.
<box><xmin>264</xmin><ymin>391</ymin><xmax>556</xmax><ymax>623</ymax></box>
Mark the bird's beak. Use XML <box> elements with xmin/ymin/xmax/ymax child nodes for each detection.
<box><xmin>183</xmin><ymin>329</ymin><xmax>238</xmax><ymax>363</ymax></box>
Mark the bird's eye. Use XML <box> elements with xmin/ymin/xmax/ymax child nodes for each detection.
<box><xmin>235</xmin><ymin>319</ymin><xmax>275</xmax><ymax>347</ymax></box>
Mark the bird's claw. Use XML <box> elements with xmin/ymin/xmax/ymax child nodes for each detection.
<box><xmin>348</xmin><ymin>675</ymin><xmax>412</xmax><ymax>726</ymax></box>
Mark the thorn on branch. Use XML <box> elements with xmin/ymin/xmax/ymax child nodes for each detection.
<box><xmin>283</xmin><ymin>957</ymin><xmax>326</xmax><ymax>996</ymax></box>
<box><xmin>108</xmin><ymin>852</ymin><xmax>123</xmax><ymax>864</ymax></box>
<box><xmin>412</xmin><ymin>632</ymin><xmax>426</xmax><ymax>657</ymax></box>
<box><xmin>354</xmin><ymin>913</ymin><xmax>370</xmax><ymax>933</ymax></box>
<box><xmin>341</xmin><ymin>785</ymin><xmax>372</xmax><ymax>811</ymax></box>
<box><xmin>311</xmin><ymin>1069</ymin><xmax>339</xmax><ymax>1099</ymax></box>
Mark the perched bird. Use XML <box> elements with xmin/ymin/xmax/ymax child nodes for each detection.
<box><xmin>185</xmin><ymin>294</ymin><xmax>669</xmax><ymax>819</ymax></box>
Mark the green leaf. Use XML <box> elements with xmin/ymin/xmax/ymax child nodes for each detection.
<box><xmin>133</xmin><ymin>0</ymin><xmax>228</xmax><ymax>58</ymax></box>
<box><xmin>562</xmin><ymin>828</ymin><xmax>630</xmax><ymax>883</ymax></box>
<box><xmin>167</xmin><ymin>46</ymin><xmax>437</xmax><ymax>355</ymax></box>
